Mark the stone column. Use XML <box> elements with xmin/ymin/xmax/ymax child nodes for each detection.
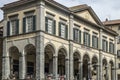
<box><xmin>36</xmin><ymin>0</ymin><xmax>45</xmax><ymax>80</ymax></box>
<box><xmin>78</xmin><ymin>60</ymin><xmax>83</xmax><ymax>80</ymax></box>
<box><xmin>19</xmin><ymin>54</ymin><xmax>26</xmax><ymax>79</ymax></box>
<box><xmin>69</xmin><ymin>43</ymin><xmax>74</xmax><ymax>80</ymax></box>
<box><xmin>99</xmin><ymin>29</ymin><xmax>103</xmax><ymax>80</ymax></box>
<box><xmin>88</xmin><ymin>62</ymin><xmax>92</xmax><ymax>80</ymax></box>
<box><xmin>105</xmin><ymin>65</ymin><xmax>109</xmax><ymax>80</ymax></box>
<box><xmin>111</xmin><ymin>67</ymin><xmax>115</xmax><ymax>80</ymax></box>
<box><xmin>2</xmin><ymin>38</ymin><xmax>10</xmax><ymax>79</ymax></box>
<box><xmin>114</xmin><ymin>37</ymin><xmax>117</xmax><ymax>80</ymax></box>
<box><xmin>96</xmin><ymin>64</ymin><xmax>99</xmax><ymax>80</ymax></box>
<box><xmin>65</xmin><ymin>58</ymin><xmax>69</xmax><ymax>80</ymax></box>
<box><xmin>53</xmin><ymin>56</ymin><xmax>58</xmax><ymax>79</ymax></box>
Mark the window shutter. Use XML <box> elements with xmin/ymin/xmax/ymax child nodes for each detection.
<box><xmin>97</xmin><ymin>37</ymin><xmax>98</xmax><ymax>48</ymax></box>
<box><xmin>53</xmin><ymin>20</ymin><xmax>56</xmax><ymax>35</ymax></box>
<box><xmin>33</xmin><ymin>15</ymin><xmax>36</xmax><ymax>31</ymax></box>
<box><xmin>23</xmin><ymin>17</ymin><xmax>26</xmax><ymax>33</ymax></box>
<box><xmin>45</xmin><ymin>17</ymin><xmax>48</xmax><ymax>32</ymax></box>
<box><xmin>102</xmin><ymin>39</ymin><xmax>104</xmax><ymax>51</ymax></box>
<box><xmin>113</xmin><ymin>44</ymin><xmax>114</xmax><ymax>54</ymax></box>
<box><xmin>83</xmin><ymin>32</ymin><xmax>85</xmax><ymax>45</ymax></box>
<box><xmin>92</xmin><ymin>35</ymin><xmax>94</xmax><ymax>48</ymax></box>
<box><xmin>59</xmin><ymin>22</ymin><xmax>61</xmax><ymax>37</ymax></box>
<box><xmin>16</xmin><ymin>19</ymin><xmax>19</xmax><ymax>34</ymax></box>
<box><xmin>73</xmin><ymin>28</ymin><xmax>75</xmax><ymax>41</ymax></box>
<box><xmin>65</xmin><ymin>25</ymin><xmax>68</xmax><ymax>39</ymax></box>
<box><xmin>106</xmin><ymin>41</ymin><xmax>108</xmax><ymax>52</ymax></box>
<box><xmin>7</xmin><ymin>21</ymin><xmax>10</xmax><ymax>36</ymax></box>
<box><xmin>88</xmin><ymin>34</ymin><xmax>90</xmax><ymax>47</ymax></box>
<box><xmin>109</xmin><ymin>42</ymin><xmax>111</xmax><ymax>53</ymax></box>
<box><xmin>79</xmin><ymin>30</ymin><xmax>81</xmax><ymax>43</ymax></box>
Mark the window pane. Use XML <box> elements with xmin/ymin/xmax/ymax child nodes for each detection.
<box><xmin>11</xmin><ymin>20</ymin><xmax>17</xmax><ymax>35</ymax></box>
<box><xmin>61</xmin><ymin>24</ymin><xmax>65</xmax><ymax>38</ymax></box>
<box><xmin>26</xmin><ymin>16</ymin><xmax>33</xmax><ymax>32</ymax></box>
<box><xmin>48</xmin><ymin>19</ymin><xmax>53</xmax><ymax>34</ymax></box>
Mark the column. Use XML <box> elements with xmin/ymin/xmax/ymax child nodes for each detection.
<box><xmin>112</xmin><ymin>67</ymin><xmax>115</xmax><ymax>80</ymax></box>
<box><xmin>65</xmin><ymin>58</ymin><xmax>69</xmax><ymax>80</ymax></box>
<box><xmin>105</xmin><ymin>65</ymin><xmax>109</xmax><ymax>80</ymax></box>
<box><xmin>36</xmin><ymin>0</ymin><xmax>45</xmax><ymax>80</ymax></box>
<box><xmin>69</xmin><ymin>43</ymin><xmax>74</xmax><ymax>80</ymax></box>
<box><xmin>19</xmin><ymin>54</ymin><xmax>26</xmax><ymax>79</ymax></box>
<box><xmin>78</xmin><ymin>60</ymin><xmax>83</xmax><ymax>80</ymax></box>
<box><xmin>114</xmin><ymin>37</ymin><xmax>117</xmax><ymax>80</ymax></box>
<box><xmin>2</xmin><ymin>38</ymin><xmax>10</xmax><ymax>79</ymax></box>
<box><xmin>99</xmin><ymin>29</ymin><xmax>103</xmax><ymax>80</ymax></box>
<box><xmin>88</xmin><ymin>62</ymin><xmax>92</xmax><ymax>80</ymax></box>
<box><xmin>53</xmin><ymin>56</ymin><xmax>58</xmax><ymax>79</ymax></box>
<box><xmin>96</xmin><ymin>64</ymin><xmax>99</xmax><ymax>80</ymax></box>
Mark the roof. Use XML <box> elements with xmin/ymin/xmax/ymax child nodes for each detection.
<box><xmin>103</xmin><ymin>19</ymin><xmax>120</xmax><ymax>26</ymax></box>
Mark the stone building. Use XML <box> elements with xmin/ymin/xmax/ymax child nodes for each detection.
<box><xmin>0</xmin><ymin>20</ymin><xmax>3</xmax><ymax>79</ymax></box>
<box><xmin>103</xmin><ymin>19</ymin><xmax>120</xmax><ymax>80</ymax></box>
<box><xmin>1</xmin><ymin>0</ymin><xmax>118</xmax><ymax>80</ymax></box>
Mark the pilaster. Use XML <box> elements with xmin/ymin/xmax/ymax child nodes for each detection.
<box><xmin>65</xmin><ymin>58</ymin><xmax>69</xmax><ymax>80</ymax></box>
<box><xmin>53</xmin><ymin>56</ymin><xmax>58</xmax><ymax>79</ymax></box>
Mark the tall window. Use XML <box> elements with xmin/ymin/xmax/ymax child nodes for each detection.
<box><xmin>7</xmin><ymin>19</ymin><xmax>19</xmax><ymax>36</ymax></box>
<box><xmin>73</xmin><ymin>28</ymin><xmax>81</xmax><ymax>43</ymax></box>
<box><xmin>59</xmin><ymin>22</ymin><xmax>68</xmax><ymax>39</ymax></box>
<box><xmin>23</xmin><ymin>15</ymin><xmax>36</xmax><ymax>33</ymax></box>
<box><xmin>102</xmin><ymin>39</ymin><xmax>108</xmax><ymax>52</ymax></box>
<box><xmin>45</xmin><ymin>17</ymin><xmax>56</xmax><ymax>34</ymax></box>
<box><xmin>109</xmin><ymin>42</ymin><xmax>114</xmax><ymax>53</ymax></box>
<box><xmin>92</xmin><ymin>35</ymin><xmax>98</xmax><ymax>48</ymax></box>
<box><xmin>83</xmin><ymin>32</ymin><xmax>90</xmax><ymax>46</ymax></box>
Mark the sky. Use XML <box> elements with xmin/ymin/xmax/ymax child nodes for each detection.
<box><xmin>0</xmin><ymin>0</ymin><xmax>120</xmax><ymax>21</ymax></box>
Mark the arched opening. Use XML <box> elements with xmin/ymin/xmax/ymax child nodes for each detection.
<box><xmin>102</xmin><ymin>58</ymin><xmax>108</xmax><ymax>80</ymax></box>
<box><xmin>9</xmin><ymin>46</ymin><xmax>20</xmax><ymax>79</ymax></box>
<box><xmin>92</xmin><ymin>56</ymin><xmax>98</xmax><ymax>80</ymax></box>
<box><xmin>25</xmin><ymin>44</ymin><xmax>36</xmax><ymax>79</ymax></box>
<box><xmin>58</xmin><ymin>48</ymin><xmax>66</xmax><ymax>78</ymax></box>
<box><xmin>44</xmin><ymin>44</ymin><xmax>55</xmax><ymax>78</ymax></box>
<box><xmin>83</xmin><ymin>54</ymin><xmax>90</xmax><ymax>80</ymax></box>
<box><xmin>109</xmin><ymin>60</ymin><xmax>114</xmax><ymax>80</ymax></box>
<box><xmin>73</xmin><ymin>52</ymin><xmax>80</xmax><ymax>79</ymax></box>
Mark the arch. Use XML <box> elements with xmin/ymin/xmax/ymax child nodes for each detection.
<box><xmin>109</xmin><ymin>60</ymin><xmax>114</xmax><ymax>67</ymax></box>
<box><xmin>83</xmin><ymin>53</ymin><xmax>90</xmax><ymax>61</ymax></box>
<box><xmin>102</xmin><ymin>58</ymin><xmax>108</xmax><ymax>66</ymax></box>
<box><xmin>44</xmin><ymin>44</ymin><xmax>55</xmax><ymax>55</ymax></box>
<box><xmin>58</xmin><ymin>46</ymin><xmax>67</xmax><ymax>57</ymax></box>
<box><xmin>44</xmin><ymin>42</ymin><xmax>56</xmax><ymax>51</ymax></box>
<box><xmin>92</xmin><ymin>55</ymin><xmax>98</xmax><ymax>63</ymax></box>
<box><xmin>24</xmin><ymin>44</ymin><xmax>36</xmax><ymax>55</ymax></box>
<box><xmin>9</xmin><ymin>46</ymin><xmax>20</xmax><ymax>56</ymax></box>
<box><xmin>73</xmin><ymin>50</ymin><xmax>81</xmax><ymax>59</ymax></box>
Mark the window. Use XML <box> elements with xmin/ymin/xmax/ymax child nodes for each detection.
<box><xmin>83</xmin><ymin>32</ymin><xmax>90</xmax><ymax>46</ymax></box>
<box><xmin>109</xmin><ymin>42</ymin><xmax>114</xmax><ymax>53</ymax></box>
<box><xmin>92</xmin><ymin>35</ymin><xmax>98</xmax><ymax>48</ymax></box>
<box><xmin>118</xmin><ymin>63</ymin><xmax>120</xmax><ymax>69</ymax></box>
<box><xmin>13</xmin><ymin>59</ymin><xmax>19</xmax><ymax>73</ymax></box>
<box><xmin>7</xmin><ymin>19</ymin><xmax>19</xmax><ymax>36</ymax></box>
<box><xmin>59</xmin><ymin>22</ymin><xmax>68</xmax><ymax>39</ymax></box>
<box><xmin>102</xmin><ymin>39</ymin><xmax>108</xmax><ymax>52</ymax></box>
<box><xmin>118</xmin><ymin>36</ymin><xmax>120</xmax><ymax>44</ymax></box>
<box><xmin>45</xmin><ymin>17</ymin><xmax>56</xmax><ymax>34</ymax></box>
<box><xmin>73</xmin><ymin>28</ymin><xmax>81</xmax><ymax>43</ymax></box>
<box><xmin>23</xmin><ymin>15</ymin><xmax>36</xmax><ymax>33</ymax></box>
<box><xmin>117</xmin><ymin>50</ymin><xmax>120</xmax><ymax>57</ymax></box>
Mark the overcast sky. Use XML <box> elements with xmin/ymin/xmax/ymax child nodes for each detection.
<box><xmin>0</xmin><ymin>0</ymin><xmax>120</xmax><ymax>21</ymax></box>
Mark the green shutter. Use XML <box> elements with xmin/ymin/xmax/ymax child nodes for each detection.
<box><xmin>83</xmin><ymin>32</ymin><xmax>85</xmax><ymax>45</ymax></box>
<box><xmin>73</xmin><ymin>28</ymin><xmax>75</xmax><ymax>41</ymax></box>
<box><xmin>79</xmin><ymin>30</ymin><xmax>81</xmax><ymax>43</ymax></box>
<box><xmin>113</xmin><ymin>44</ymin><xmax>114</xmax><ymax>54</ymax></box>
<box><xmin>88</xmin><ymin>34</ymin><xmax>90</xmax><ymax>47</ymax></box>
<box><xmin>102</xmin><ymin>39</ymin><xmax>104</xmax><ymax>51</ymax></box>
<box><xmin>16</xmin><ymin>19</ymin><xmax>19</xmax><ymax>34</ymax></box>
<box><xmin>7</xmin><ymin>21</ymin><xmax>10</xmax><ymax>36</ymax></box>
<box><xmin>59</xmin><ymin>22</ymin><xmax>61</xmax><ymax>36</ymax></box>
<box><xmin>45</xmin><ymin>17</ymin><xmax>48</xmax><ymax>32</ymax></box>
<box><xmin>92</xmin><ymin>35</ymin><xmax>94</xmax><ymax>48</ymax></box>
<box><xmin>109</xmin><ymin>42</ymin><xmax>111</xmax><ymax>53</ymax></box>
<box><xmin>97</xmin><ymin>37</ymin><xmax>98</xmax><ymax>48</ymax></box>
<box><xmin>53</xmin><ymin>20</ymin><xmax>56</xmax><ymax>35</ymax></box>
<box><xmin>33</xmin><ymin>15</ymin><xmax>36</xmax><ymax>31</ymax></box>
<box><xmin>106</xmin><ymin>41</ymin><xmax>108</xmax><ymax>52</ymax></box>
<box><xmin>65</xmin><ymin>25</ymin><xmax>68</xmax><ymax>39</ymax></box>
<box><xmin>23</xmin><ymin>17</ymin><xmax>26</xmax><ymax>33</ymax></box>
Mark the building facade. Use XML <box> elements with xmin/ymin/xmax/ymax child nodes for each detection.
<box><xmin>103</xmin><ymin>19</ymin><xmax>120</xmax><ymax>80</ymax></box>
<box><xmin>1</xmin><ymin>0</ymin><xmax>118</xmax><ymax>80</ymax></box>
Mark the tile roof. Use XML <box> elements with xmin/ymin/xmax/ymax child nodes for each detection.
<box><xmin>103</xmin><ymin>19</ymin><xmax>120</xmax><ymax>25</ymax></box>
